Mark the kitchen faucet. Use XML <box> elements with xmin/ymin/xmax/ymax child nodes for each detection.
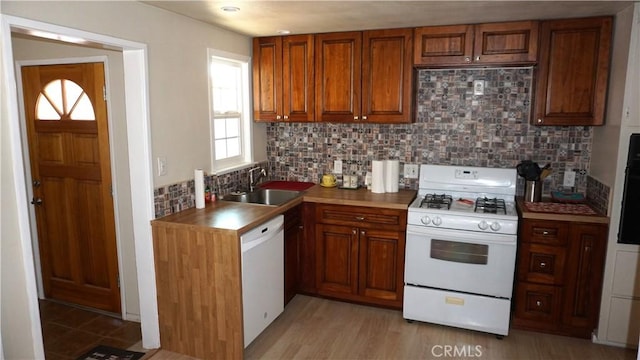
<box><xmin>248</xmin><ymin>167</ymin><xmax>267</xmax><ymax>192</ymax></box>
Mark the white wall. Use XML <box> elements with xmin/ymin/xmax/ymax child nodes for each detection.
<box><xmin>593</xmin><ymin>3</ymin><xmax>640</xmax><ymax>348</ymax></box>
<box><xmin>2</xmin><ymin>0</ymin><xmax>261</xmax><ymax>188</ymax></box>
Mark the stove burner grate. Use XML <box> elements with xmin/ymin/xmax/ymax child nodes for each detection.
<box><xmin>475</xmin><ymin>197</ymin><xmax>506</xmax><ymax>215</ymax></box>
<box><xmin>421</xmin><ymin>194</ymin><xmax>453</xmax><ymax>210</ymax></box>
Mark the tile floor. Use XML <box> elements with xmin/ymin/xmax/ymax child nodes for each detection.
<box><xmin>39</xmin><ymin>300</ymin><xmax>143</xmax><ymax>360</ymax></box>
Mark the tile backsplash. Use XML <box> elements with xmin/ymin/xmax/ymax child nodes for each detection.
<box><xmin>267</xmin><ymin>67</ymin><xmax>593</xmax><ymax>197</ymax></box>
<box><xmin>155</xmin><ymin>67</ymin><xmax>606</xmax><ymax>217</ymax></box>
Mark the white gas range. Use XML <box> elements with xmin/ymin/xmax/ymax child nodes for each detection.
<box><xmin>403</xmin><ymin>164</ymin><xmax>518</xmax><ymax>337</ymax></box>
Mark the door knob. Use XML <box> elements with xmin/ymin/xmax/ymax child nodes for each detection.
<box><xmin>31</xmin><ymin>197</ymin><xmax>43</xmax><ymax>205</ymax></box>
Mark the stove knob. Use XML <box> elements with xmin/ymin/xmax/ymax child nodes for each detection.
<box><xmin>421</xmin><ymin>216</ymin><xmax>431</xmax><ymax>225</ymax></box>
<box><xmin>478</xmin><ymin>220</ymin><xmax>489</xmax><ymax>230</ymax></box>
<box><xmin>432</xmin><ymin>216</ymin><xmax>442</xmax><ymax>226</ymax></box>
<box><xmin>490</xmin><ymin>222</ymin><xmax>501</xmax><ymax>232</ymax></box>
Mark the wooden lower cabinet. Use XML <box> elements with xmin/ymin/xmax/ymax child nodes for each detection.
<box><xmin>513</xmin><ymin>219</ymin><xmax>607</xmax><ymax>338</ymax></box>
<box><xmin>313</xmin><ymin>204</ymin><xmax>406</xmax><ymax>308</ymax></box>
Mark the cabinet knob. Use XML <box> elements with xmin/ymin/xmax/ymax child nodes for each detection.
<box><xmin>542</xmin><ymin>231</ymin><xmax>549</xmax><ymax>235</ymax></box>
<box><xmin>539</xmin><ymin>262</ymin><xmax>546</xmax><ymax>268</ymax></box>
<box><xmin>475</xmin><ymin>56</ymin><xmax>481</xmax><ymax>61</ymax></box>
<box><xmin>362</xmin><ymin>116</ymin><xmax>367</xmax><ymax>120</ymax></box>
<box><xmin>276</xmin><ymin>115</ymin><xmax>282</xmax><ymax>120</ymax></box>
<box><xmin>354</xmin><ymin>116</ymin><xmax>359</xmax><ymax>120</ymax></box>
<box><xmin>352</xmin><ymin>229</ymin><xmax>357</xmax><ymax>235</ymax></box>
<box><xmin>536</xmin><ymin>300</ymin><xmax>542</xmax><ymax>307</ymax></box>
<box><xmin>361</xmin><ymin>231</ymin><xmax>365</xmax><ymax>236</ymax></box>
<box><xmin>465</xmin><ymin>57</ymin><xmax>471</xmax><ymax>62</ymax></box>
<box><xmin>537</xmin><ymin>118</ymin><xmax>543</xmax><ymax>124</ymax></box>
<box><xmin>283</xmin><ymin>115</ymin><xmax>289</xmax><ymax>120</ymax></box>
<box><xmin>355</xmin><ymin>216</ymin><xmax>365</xmax><ymax>221</ymax></box>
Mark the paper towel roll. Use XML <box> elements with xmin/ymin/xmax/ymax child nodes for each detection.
<box><xmin>371</xmin><ymin>160</ymin><xmax>386</xmax><ymax>193</ymax></box>
<box><xmin>195</xmin><ymin>169</ymin><xmax>205</xmax><ymax>209</ymax></box>
<box><xmin>384</xmin><ymin>160</ymin><xmax>399</xmax><ymax>193</ymax></box>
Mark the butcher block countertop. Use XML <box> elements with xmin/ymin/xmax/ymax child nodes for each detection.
<box><xmin>151</xmin><ymin>185</ymin><xmax>417</xmax><ymax>234</ymax></box>
<box><xmin>516</xmin><ymin>197</ymin><xmax>609</xmax><ymax>224</ymax></box>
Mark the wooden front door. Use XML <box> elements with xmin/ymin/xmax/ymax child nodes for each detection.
<box><xmin>21</xmin><ymin>62</ymin><xmax>121</xmax><ymax>314</ymax></box>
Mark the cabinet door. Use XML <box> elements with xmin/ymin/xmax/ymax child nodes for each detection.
<box><xmin>534</xmin><ymin>17</ymin><xmax>612</xmax><ymax>126</ymax></box>
<box><xmin>252</xmin><ymin>37</ymin><xmax>282</xmax><ymax>122</ymax></box>
<box><xmin>513</xmin><ymin>282</ymin><xmax>562</xmax><ymax>331</ymax></box>
<box><xmin>561</xmin><ymin>223</ymin><xmax>607</xmax><ymax>337</ymax></box>
<box><xmin>315</xmin><ymin>32</ymin><xmax>362</xmax><ymax>122</ymax></box>
<box><xmin>298</xmin><ymin>203</ymin><xmax>316</xmax><ymax>294</ymax></box>
<box><xmin>473</xmin><ymin>21</ymin><xmax>538</xmax><ymax>64</ymax></box>
<box><xmin>413</xmin><ymin>24</ymin><xmax>473</xmax><ymax>66</ymax></box>
<box><xmin>315</xmin><ymin>224</ymin><xmax>359</xmax><ymax>296</ymax></box>
<box><xmin>517</xmin><ymin>242</ymin><xmax>566</xmax><ymax>285</ymax></box>
<box><xmin>362</xmin><ymin>28</ymin><xmax>413</xmax><ymax>124</ymax></box>
<box><xmin>358</xmin><ymin>228</ymin><xmax>405</xmax><ymax>306</ymax></box>
<box><xmin>284</xmin><ymin>205</ymin><xmax>303</xmax><ymax>305</ymax></box>
<box><xmin>283</xmin><ymin>35</ymin><xmax>315</xmax><ymax>122</ymax></box>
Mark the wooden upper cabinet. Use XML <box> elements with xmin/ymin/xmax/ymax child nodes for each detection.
<box><xmin>315</xmin><ymin>29</ymin><xmax>413</xmax><ymax>123</ymax></box>
<box><xmin>362</xmin><ymin>28</ymin><xmax>414</xmax><ymax>123</ymax></box>
<box><xmin>534</xmin><ymin>17</ymin><xmax>612</xmax><ymax>126</ymax></box>
<box><xmin>414</xmin><ymin>24</ymin><xmax>473</xmax><ymax>65</ymax></box>
<box><xmin>414</xmin><ymin>21</ymin><xmax>538</xmax><ymax>66</ymax></box>
<box><xmin>315</xmin><ymin>31</ymin><xmax>362</xmax><ymax>123</ymax></box>
<box><xmin>252</xmin><ymin>35</ymin><xmax>314</xmax><ymax>122</ymax></box>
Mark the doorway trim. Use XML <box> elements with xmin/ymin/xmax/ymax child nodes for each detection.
<box><xmin>1</xmin><ymin>14</ymin><xmax>160</xmax><ymax>353</ymax></box>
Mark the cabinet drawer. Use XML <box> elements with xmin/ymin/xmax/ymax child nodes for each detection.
<box><xmin>315</xmin><ymin>204</ymin><xmax>406</xmax><ymax>230</ymax></box>
<box><xmin>521</xmin><ymin>220</ymin><xmax>569</xmax><ymax>245</ymax></box>
<box><xmin>518</xmin><ymin>243</ymin><xmax>566</xmax><ymax>285</ymax></box>
<box><xmin>514</xmin><ymin>282</ymin><xmax>561</xmax><ymax>324</ymax></box>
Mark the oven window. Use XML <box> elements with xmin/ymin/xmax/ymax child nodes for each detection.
<box><xmin>431</xmin><ymin>239</ymin><xmax>488</xmax><ymax>265</ymax></box>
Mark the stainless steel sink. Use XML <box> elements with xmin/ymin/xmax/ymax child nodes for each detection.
<box><xmin>221</xmin><ymin>188</ymin><xmax>301</xmax><ymax>206</ymax></box>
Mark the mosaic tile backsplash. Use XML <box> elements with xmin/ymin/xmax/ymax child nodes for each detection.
<box><xmin>155</xmin><ymin>67</ymin><xmax>609</xmax><ymax>217</ymax></box>
<box><xmin>267</xmin><ymin>67</ymin><xmax>594</xmax><ymax>198</ymax></box>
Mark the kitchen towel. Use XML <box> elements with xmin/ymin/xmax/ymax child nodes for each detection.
<box><xmin>195</xmin><ymin>168</ymin><xmax>205</xmax><ymax>209</ymax></box>
<box><xmin>384</xmin><ymin>160</ymin><xmax>399</xmax><ymax>193</ymax></box>
<box><xmin>371</xmin><ymin>160</ymin><xmax>386</xmax><ymax>193</ymax></box>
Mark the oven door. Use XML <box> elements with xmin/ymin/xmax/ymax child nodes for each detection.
<box><xmin>405</xmin><ymin>224</ymin><xmax>516</xmax><ymax>298</ymax></box>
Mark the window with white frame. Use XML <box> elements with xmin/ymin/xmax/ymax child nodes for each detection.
<box><xmin>208</xmin><ymin>49</ymin><xmax>252</xmax><ymax>171</ymax></box>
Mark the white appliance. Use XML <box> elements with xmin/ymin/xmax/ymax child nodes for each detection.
<box><xmin>403</xmin><ymin>165</ymin><xmax>518</xmax><ymax>337</ymax></box>
<box><xmin>241</xmin><ymin>215</ymin><xmax>284</xmax><ymax>347</ymax></box>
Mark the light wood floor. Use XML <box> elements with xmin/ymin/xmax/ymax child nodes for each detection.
<box><xmin>149</xmin><ymin>295</ymin><xmax>637</xmax><ymax>359</ymax></box>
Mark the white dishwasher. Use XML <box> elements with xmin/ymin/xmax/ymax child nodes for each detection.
<box><xmin>241</xmin><ymin>215</ymin><xmax>284</xmax><ymax>347</ymax></box>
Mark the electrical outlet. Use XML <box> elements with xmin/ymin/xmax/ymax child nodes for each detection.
<box><xmin>157</xmin><ymin>157</ymin><xmax>167</xmax><ymax>176</ymax></box>
<box><xmin>334</xmin><ymin>159</ymin><xmax>343</xmax><ymax>174</ymax></box>
<box><xmin>473</xmin><ymin>80</ymin><xmax>485</xmax><ymax>95</ymax></box>
<box><xmin>563</xmin><ymin>170</ymin><xmax>576</xmax><ymax>187</ymax></box>
<box><xmin>404</xmin><ymin>164</ymin><xmax>419</xmax><ymax>179</ymax></box>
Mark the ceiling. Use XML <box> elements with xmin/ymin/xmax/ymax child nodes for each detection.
<box><xmin>141</xmin><ymin>1</ymin><xmax>633</xmax><ymax>37</ymax></box>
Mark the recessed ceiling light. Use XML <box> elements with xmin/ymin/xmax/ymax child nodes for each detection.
<box><xmin>277</xmin><ymin>30</ymin><xmax>291</xmax><ymax>35</ymax></box>
<box><xmin>221</xmin><ymin>6</ymin><xmax>240</xmax><ymax>12</ymax></box>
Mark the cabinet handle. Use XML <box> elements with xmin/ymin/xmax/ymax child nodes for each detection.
<box><xmin>539</xmin><ymin>262</ymin><xmax>546</xmax><ymax>268</ymax></box>
<box><xmin>352</xmin><ymin>229</ymin><xmax>357</xmax><ymax>235</ymax></box>
<box><xmin>542</xmin><ymin>231</ymin><xmax>549</xmax><ymax>235</ymax></box>
<box><xmin>354</xmin><ymin>116</ymin><xmax>359</xmax><ymax>120</ymax></box>
<box><xmin>537</xmin><ymin>118</ymin><xmax>543</xmax><ymax>124</ymax></box>
<box><xmin>276</xmin><ymin>115</ymin><xmax>282</xmax><ymax>120</ymax></box>
<box><xmin>465</xmin><ymin>56</ymin><xmax>471</xmax><ymax>62</ymax></box>
<box><xmin>536</xmin><ymin>300</ymin><xmax>542</xmax><ymax>307</ymax></box>
<box><xmin>355</xmin><ymin>216</ymin><xmax>365</xmax><ymax>221</ymax></box>
<box><xmin>283</xmin><ymin>115</ymin><xmax>289</xmax><ymax>120</ymax></box>
<box><xmin>475</xmin><ymin>56</ymin><xmax>480</xmax><ymax>61</ymax></box>
<box><xmin>362</xmin><ymin>116</ymin><xmax>367</xmax><ymax>120</ymax></box>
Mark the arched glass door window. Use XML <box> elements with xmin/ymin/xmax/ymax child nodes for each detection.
<box><xmin>36</xmin><ymin>79</ymin><xmax>95</xmax><ymax>121</ymax></box>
